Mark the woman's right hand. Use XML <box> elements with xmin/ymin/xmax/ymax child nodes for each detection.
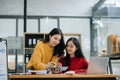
<box><xmin>47</xmin><ymin>62</ymin><xmax>56</xmax><ymax>69</ymax></box>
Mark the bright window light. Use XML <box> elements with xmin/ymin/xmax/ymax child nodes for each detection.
<box><xmin>104</xmin><ymin>0</ymin><xmax>120</xmax><ymax>7</ymax></box>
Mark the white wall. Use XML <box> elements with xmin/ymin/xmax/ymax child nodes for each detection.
<box><xmin>0</xmin><ymin>0</ymin><xmax>99</xmax><ymax>16</ymax></box>
<box><xmin>27</xmin><ymin>0</ymin><xmax>98</xmax><ymax>16</ymax></box>
<box><xmin>0</xmin><ymin>0</ymin><xmax>24</xmax><ymax>15</ymax></box>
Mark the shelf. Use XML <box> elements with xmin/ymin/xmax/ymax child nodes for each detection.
<box><xmin>101</xmin><ymin>53</ymin><xmax>120</xmax><ymax>59</ymax></box>
<box><xmin>24</xmin><ymin>48</ymin><xmax>34</xmax><ymax>49</ymax></box>
<box><xmin>24</xmin><ymin>33</ymin><xmax>45</xmax><ymax>48</ymax></box>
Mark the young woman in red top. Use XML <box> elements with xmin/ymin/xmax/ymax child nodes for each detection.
<box><xmin>59</xmin><ymin>37</ymin><xmax>88</xmax><ymax>74</ymax></box>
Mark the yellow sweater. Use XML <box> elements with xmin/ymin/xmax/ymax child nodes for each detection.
<box><xmin>27</xmin><ymin>41</ymin><xmax>58</xmax><ymax>70</ymax></box>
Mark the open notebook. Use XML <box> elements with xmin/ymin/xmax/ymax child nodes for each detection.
<box><xmin>87</xmin><ymin>57</ymin><xmax>109</xmax><ymax>74</ymax></box>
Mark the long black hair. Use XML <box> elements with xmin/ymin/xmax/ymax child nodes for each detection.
<box><xmin>43</xmin><ymin>28</ymin><xmax>65</xmax><ymax>57</ymax></box>
<box><xmin>65</xmin><ymin>37</ymin><xmax>85</xmax><ymax>66</ymax></box>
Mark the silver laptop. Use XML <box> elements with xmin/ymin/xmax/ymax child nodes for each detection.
<box><xmin>87</xmin><ymin>57</ymin><xmax>109</xmax><ymax>74</ymax></box>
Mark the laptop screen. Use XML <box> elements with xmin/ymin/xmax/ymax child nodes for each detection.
<box><xmin>87</xmin><ymin>57</ymin><xmax>109</xmax><ymax>74</ymax></box>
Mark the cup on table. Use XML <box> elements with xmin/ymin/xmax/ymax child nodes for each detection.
<box><xmin>51</xmin><ymin>66</ymin><xmax>61</xmax><ymax>74</ymax></box>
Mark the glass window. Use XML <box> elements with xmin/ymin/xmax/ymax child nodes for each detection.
<box><xmin>27</xmin><ymin>19</ymin><xmax>38</xmax><ymax>33</ymax></box>
<box><xmin>18</xmin><ymin>19</ymin><xmax>24</xmax><ymax>36</ymax></box>
<box><xmin>0</xmin><ymin>19</ymin><xmax>16</xmax><ymax>37</ymax></box>
<box><xmin>40</xmin><ymin>17</ymin><xmax>57</xmax><ymax>33</ymax></box>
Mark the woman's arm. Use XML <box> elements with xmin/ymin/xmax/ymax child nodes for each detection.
<box><xmin>27</xmin><ymin>42</ymin><xmax>48</xmax><ymax>70</ymax></box>
<box><xmin>27</xmin><ymin>46</ymin><xmax>47</xmax><ymax>70</ymax></box>
<box><xmin>74</xmin><ymin>58</ymin><xmax>88</xmax><ymax>74</ymax></box>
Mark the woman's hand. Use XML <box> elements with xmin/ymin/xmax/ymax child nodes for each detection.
<box><xmin>47</xmin><ymin>62</ymin><xmax>56</xmax><ymax>69</ymax></box>
<box><xmin>64</xmin><ymin>71</ymin><xmax>75</xmax><ymax>75</ymax></box>
<box><xmin>57</xmin><ymin>62</ymin><xmax>62</xmax><ymax>68</ymax></box>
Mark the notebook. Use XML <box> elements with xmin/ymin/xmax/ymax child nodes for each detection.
<box><xmin>87</xmin><ymin>57</ymin><xmax>109</xmax><ymax>74</ymax></box>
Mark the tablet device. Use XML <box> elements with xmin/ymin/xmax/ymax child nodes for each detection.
<box><xmin>61</xmin><ymin>66</ymin><xmax>68</xmax><ymax>71</ymax></box>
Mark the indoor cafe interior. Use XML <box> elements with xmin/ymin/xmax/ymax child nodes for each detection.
<box><xmin>0</xmin><ymin>0</ymin><xmax>120</xmax><ymax>80</ymax></box>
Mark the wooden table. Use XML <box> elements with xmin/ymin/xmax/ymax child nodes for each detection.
<box><xmin>9</xmin><ymin>74</ymin><xmax>118</xmax><ymax>80</ymax></box>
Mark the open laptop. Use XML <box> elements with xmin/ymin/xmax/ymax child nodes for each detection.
<box><xmin>87</xmin><ymin>57</ymin><xmax>109</xmax><ymax>74</ymax></box>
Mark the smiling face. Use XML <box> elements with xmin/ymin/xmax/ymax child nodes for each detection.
<box><xmin>66</xmin><ymin>40</ymin><xmax>77</xmax><ymax>57</ymax></box>
<box><xmin>49</xmin><ymin>34</ymin><xmax>61</xmax><ymax>48</ymax></box>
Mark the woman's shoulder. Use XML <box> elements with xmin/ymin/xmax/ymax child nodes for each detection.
<box><xmin>79</xmin><ymin>57</ymin><xmax>88</xmax><ymax>63</ymax></box>
<box><xmin>37</xmin><ymin>41</ymin><xmax>45</xmax><ymax>45</ymax></box>
<box><xmin>35</xmin><ymin>41</ymin><xmax>45</xmax><ymax>48</ymax></box>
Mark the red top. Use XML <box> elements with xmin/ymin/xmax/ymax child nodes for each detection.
<box><xmin>60</xmin><ymin>57</ymin><xmax>88</xmax><ymax>74</ymax></box>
